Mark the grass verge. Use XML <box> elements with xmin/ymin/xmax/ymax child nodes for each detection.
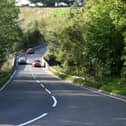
<box><xmin>50</xmin><ymin>67</ymin><xmax>126</xmax><ymax>96</ymax></box>
<box><xmin>0</xmin><ymin>55</ymin><xmax>15</xmax><ymax>89</ymax></box>
<box><xmin>50</xmin><ymin>68</ymin><xmax>102</xmax><ymax>88</ymax></box>
<box><xmin>0</xmin><ymin>70</ymin><xmax>12</xmax><ymax>88</ymax></box>
<box><xmin>100</xmin><ymin>79</ymin><xmax>126</xmax><ymax>96</ymax></box>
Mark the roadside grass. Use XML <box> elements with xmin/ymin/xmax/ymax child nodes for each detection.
<box><xmin>100</xmin><ymin>79</ymin><xmax>126</xmax><ymax>95</ymax></box>
<box><xmin>50</xmin><ymin>67</ymin><xmax>126</xmax><ymax>96</ymax></box>
<box><xmin>0</xmin><ymin>71</ymin><xmax>12</xmax><ymax>88</ymax></box>
<box><xmin>0</xmin><ymin>55</ymin><xmax>14</xmax><ymax>88</ymax></box>
<box><xmin>50</xmin><ymin>67</ymin><xmax>102</xmax><ymax>88</ymax></box>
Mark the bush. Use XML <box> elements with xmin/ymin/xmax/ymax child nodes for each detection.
<box><xmin>44</xmin><ymin>54</ymin><xmax>61</xmax><ymax>66</ymax></box>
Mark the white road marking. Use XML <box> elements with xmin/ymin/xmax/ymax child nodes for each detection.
<box><xmin>28</xmin><ymin>68</ymin><xmax>58</xmax><ymax>126</ymax></box>
<box><xmin>18</xmin><ymin>113</ymin><xmax>48</xmax><ymax>126</ymax></box>
<box><xmin>40</xmin><ymin>84</ymin><xmax>45</xmax><ymax>88</ymax></box>
<box><xmin>52</xmin><ymin>96</ymin><xmax>57</xmax><ymax>107</ymax></box>
<box><xmin>0</xmin><ymin>71</ymin><xmax>16</xmax><ymax>92</ymax></box>
<box><xmin>36</xmin><ymin>80</ymin><xmax>40</xmax><ymax>83</ymax></box>
<box><xmin>40</xmin><ymin>84</ymin><xmax>57</xmax><ymax>108</ymax></box>
<box><xmin>45</xmin><ymin>88</ymin><xmax>52</xmax><ymax>94</ymax></box>
<box><xmin>83</xmin><ymin>87</ymin><xmax>126</xmax><ymax>103</ymax></box>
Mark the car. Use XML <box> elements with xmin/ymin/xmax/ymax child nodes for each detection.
<box><xmin>18</xmin><ymin>57</ymin><xmax>27</xmax><ymax>64</ymax></box>
<box><xmin>26</xmin><ymin>48</ymin><xmax>34</xmax><ymax>54</ymax></box>
<box><xmin>32</xmin><ymin>60</ymin><xmax>42</xmax><ymax>67</ymax></box>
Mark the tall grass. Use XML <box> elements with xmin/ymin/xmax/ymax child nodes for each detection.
<box><xmin>0</xmin><ymin>55</ymin><xmax>15</xmax><ymax>87</ymax></box>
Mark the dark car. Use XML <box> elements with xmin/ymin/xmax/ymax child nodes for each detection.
<box><xmin>26</xmin><ymin>48</ymin><xmax>34</xmax><ymax>54</ymax></box>
<box><xmin>32</xmin><ymin>60</ymin><xmax>41</xmax><ymax>67</ymax></box>
<box><xmin>18</xmin><ymin>57</ymin><xmax>27</xmax><ymax>64</ymax></box>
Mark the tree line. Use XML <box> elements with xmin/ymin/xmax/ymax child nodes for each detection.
<box><xmin>0</xmin><ymin>0</ymin><xmax>21</xmax><ymax>62</ymax></box>
<box><xmin>0</xmin><ymin>0</ymin><xmax>44</xmax><ymax>64</ymax></box>
<box><xmin>29</xmin><ymin>0</ymin><xmax>84</xmax><ymax>6</ymax></box>
<box><xmin>1</xmin><ymin>0</ymin><xmax>126</xmax><ymax>83</ymax></box>
<box><xmin>43</xmin><ymin>0</ymin><xmax>126</xmax><ymax>82</ymax></box>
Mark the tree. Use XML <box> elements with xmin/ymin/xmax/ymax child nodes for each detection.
<box><xmin>76</xmin><ymin>0</ymin><xmax>125</xmax><ymax>79</ymax></box>
<box><xmin>51</xmin><ymin>0</ymin><xmax>126</xmax><ymax>80</ymax></box>
<box><xmin>0</xmin><ymin>0</ymin><xmax>22</xmax><ymax>59</ymax></box>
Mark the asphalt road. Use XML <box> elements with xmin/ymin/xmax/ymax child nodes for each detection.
<box><xmin>0</xmin><ymin>44</ymin><xmax>126</xmax><ymax>126</ymax></box>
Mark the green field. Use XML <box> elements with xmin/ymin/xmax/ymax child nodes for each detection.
<box><xmin>19</xmin><ymin>7</ymin><xmax>70</xmax><ymax>30</ymax></box>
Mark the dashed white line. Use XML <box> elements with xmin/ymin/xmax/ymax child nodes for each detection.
<box><xmin>18</xmin><ymin>113</ymin><xmax>48</xmax><ymax>126</ymax></box>
<box><xmin>40</xmin><ymin>84</ymin><xmax>45</xmax><ymax>88</ymax></box>
<box><xmin>36</xmin><ymin>80</ymin><xmax>40</xmax><ymax>83</ymax></box>
<box><xmin>52</xmin><ymin>96</ymin><xmax>57</xmax><ymax>107</ymax></box>
<box><xmin>25</xmin><ymin>72</ymin><xmax>58</xmax><ymax>126</ymax></box>
<box><xmin>40</xmin><ymin>84</ymin><xmax>57</xmax><ymax>108</ymax></box>
<box><xmin>45</xmin><ymin>88</ymin><xmax>52</xmax><ymax>94</ymax></box>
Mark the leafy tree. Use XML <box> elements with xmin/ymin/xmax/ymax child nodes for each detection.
<box><xmin>39</xmin><ymin>0</ymin><xmax>126</xmax><ymax>82</ymax></box>
<box><xmin>83</xmin><ymin>0</ymin><xmax>124</xmax><ymax>79</ymax></box>
<box><xmin>52</xmin><ymin>0</ymin><xmax>125</xmax><ymax>79</ymax></box>
<box><xmin>0</xmin><ymin>0</ymin><xmax>22</xmax><ymax>59</ymax></box>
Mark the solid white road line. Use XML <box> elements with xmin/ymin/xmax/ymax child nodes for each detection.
<box><xmin>0</xmin><ymin>71</ymin><xmax>16</xmax><ymax>92</ymax></box>
<box><xmin>18</xmin><ymin>113</ymin><xmax>48</xmax><ymax>126</ymax></box>
<box><xmin>52</xmin><ymin>96</ymin><xmax>57</xmax><ymax>108</ymax></box>
<box><xmin>83</xmin><ymin>87</ymin><xmax>126</xmax><ymax>103</ymax></box>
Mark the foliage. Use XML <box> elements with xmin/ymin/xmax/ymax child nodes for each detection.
<box><xmin>0</xmin><ymin>0</ymin><xmax>22</xmax><ymax>59</ymax></box>
<box><xmin>0</xmin><ymin>54</ymin><xmax>14</xmax><ymax>87</ymax></box>
<box><xmin>34</xmin><ymin>0</ymin><xmax>126</xmax><ymax>94</ymax></box>
<box><xmin>29</xmin><ymin>0</ymin><xmax>81</xmax><ymax>6</ymax></box>
<box><xmin>100</xmin><ymin>78</ymin><xmax>126</xmax><ymax>95</ymax></box>
<box><xmin>39</xmin><ymin>8</ymin><xmax>70</xmax><ymax>56</ymax></box>
<box><xmin>82</xmin><ymin>0</ymin><xmax>125</xmax><ymax>79</ymax></box>
<box><xmin>47</xmin><ymin>0</ymin><xmax>126</xmax><ymax>81</ymax></box>
<box><xmin>0</xmin><ymin>71</ymin><xmax>12</xmax><ymax>87</ymax></box>
<box><xmin>22</xmin><ymin>30</ymin><xmax>44</xmax><ymax>49</ymax></box>
<box><xmin>51</xmin><ymin>67</ymin><xmax>126</xmax><ymax>96</ymax></box>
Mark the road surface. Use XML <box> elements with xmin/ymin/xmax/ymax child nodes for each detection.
<box><xmin>0</xmin><ymin>44</ymin><xmax>126</xmax><ymax>126</ymax></box>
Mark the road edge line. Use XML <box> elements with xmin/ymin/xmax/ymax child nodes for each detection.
<box><xmin>0</xmin><ymin>70</ymin><xmax>16</xmax><ymax>92</ymax></box>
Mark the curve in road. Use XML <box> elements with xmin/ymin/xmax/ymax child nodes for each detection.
<box><xmin>0</xmin><ymin>44</ymin><xmax>126</xmax><ymax>126</ymax></box>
